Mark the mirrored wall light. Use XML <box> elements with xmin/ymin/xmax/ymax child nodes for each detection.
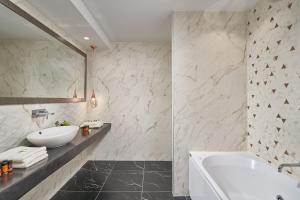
<box><xmin>90</xmin><ymin>89</ymin><xmax>97</xmax><ymax>108</ymax></box>
<box><xmin>90</xmin><ymin>44</ymin><xmax>97</xmax><ymax>108</ymax></box>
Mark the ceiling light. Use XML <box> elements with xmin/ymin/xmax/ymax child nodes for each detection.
<box><xmin>83</xmin><ymin>36</ymin><xmax>90</xmax><ymax>40</ymax></box>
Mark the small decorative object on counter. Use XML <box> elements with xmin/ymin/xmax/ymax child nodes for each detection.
<box><xmin>81</xmin><ymin>125</ymin><xmax>89</xmax><ymax>136</ymax></box>
<box><xmin>8</xmin><ymin>160</ymin><xmax>13</xmax><ymax>173</ymax></box>
<box><xmin>55</xmin><ymin>121</ymin><xmax>60</xmax><ymax>127</ymax></box>
<box><xmin>1</xmin><ymin>160</ymin><xmax>9</xmax><ymax>175</ymax></box>
<box><xmin>62</xmin><ymin>120</ymin><xmax>71</xmax><ymax>126</ymax></box>
<box><xmin>55</xmin><ymin>120</ymin><xmax>71</xmax><ymax>126</ymax></box>
<box><xmin>80</xmin><ymin>120</ymin><xmax>103</xmax><ymax>129</ymax></box>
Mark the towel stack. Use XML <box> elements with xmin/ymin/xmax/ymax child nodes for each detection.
<box><xmin>0</xmin><ymin>146</ymin><xmax>48</xmax><ymax>168</ymax></box>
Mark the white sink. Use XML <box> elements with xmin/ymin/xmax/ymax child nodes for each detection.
<box><xmin>26</xmin><ymin>126</ymin><xmax>79</xmax><ymax>148</ymax></box>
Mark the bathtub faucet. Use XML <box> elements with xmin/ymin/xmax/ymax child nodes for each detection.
<box><xmin>278</xmin><ymin>162</ymin><xmax>300</xmax><ymax>172</ymax></box>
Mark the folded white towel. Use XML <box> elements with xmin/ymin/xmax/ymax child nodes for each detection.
<box><xmin>13</xmin><ymin>153</ymin><xmax>48</xmax><ymax>168</ymax></box>
<box><xmin>0</xmin><ymin>146</ymin><xmax>47</xmax><ymax>162</ymax></box>
<box><xmin>13</xmin><ymin>150</ymin><xmax>47</xmax><ymax>164</ymax></box>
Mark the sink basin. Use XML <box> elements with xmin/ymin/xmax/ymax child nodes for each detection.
<box><xmin>26</xmin><ymin>126</ymin><xmax>79</xmax><ymax>148</ymax></box>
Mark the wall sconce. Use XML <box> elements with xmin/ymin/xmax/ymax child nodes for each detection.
<box><xmin>90</xmin><ymin>89</ymin><xmax>97</xmax><ymax>108</ymax></box>
<box><xmin>90</xmin><ymin>45</ymin><xmax>97</xmax><ymax>108</ymax></box>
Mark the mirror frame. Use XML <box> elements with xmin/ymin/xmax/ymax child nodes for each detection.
<box><xmin>0</xmin><ymin>0</ymin><xmax>87</xmax><ymax>105</ymax></box>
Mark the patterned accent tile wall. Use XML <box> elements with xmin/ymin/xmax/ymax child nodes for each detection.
<box><xmin>247</xmin><ymin>0</ymin><xmax>300</xmax><ymax>178</ymax></box>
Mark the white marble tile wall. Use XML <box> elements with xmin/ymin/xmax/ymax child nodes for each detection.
<box><xmin>3</xmin><ymin>1</ymin><xmax>299</xmax><ymax>199</ymax></box>
<box><xmin>0</xmin><ymin>1</ymin><xmax>89</xmax><ymax>199</ymax></box>
<box><xmin>86</xmin><ymin>42</ymin><xmax>172</xmax><ymax>161</ymax></box>
<box><xmin>0</xmin><ymin>0</ymin><xmax>87</xmax><ymax>153</ymax></box>
<box><xmin>172</xmin><ymin>11</ymin><xmax>247</xmax><ymax>196</ymax></box>
<box><xmin>0</xmin><ymin>103</ymin><xmax>87</xmax><ymax>152</ymax></box>
<box><xmin>0</xmin><ymin>39</ymin><xmax>85</xmax><ymax>98</ymax></box>
<box><xmin>247</xmin><ymin>0</ymin><xmax>300</xmax><ymax>179</ymax></box>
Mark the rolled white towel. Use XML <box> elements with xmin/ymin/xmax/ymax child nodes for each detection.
<box><xmin>0</xmin><ymin>146</ymin><xmax>47</xmax><ymax>162</ymax></box>
<box><xmin>13</xmin><ymin>153</ymin><xmax>48</xmax><ymax>168</ymax></box>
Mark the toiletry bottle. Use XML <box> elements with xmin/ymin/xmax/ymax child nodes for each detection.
<box><xmin>8</xmin><ymin>160</ymin><xmax>13</xmax><ymax>173</ymax></box>
<box><xmin>82</xmin><ymin>125</ymin><xmax>89</xmax><ymax>136</ymax></box>
<box><xmin>1</xmin><ymin>160</ymin><xmax>8</xmax><ymax>175</ymax></box>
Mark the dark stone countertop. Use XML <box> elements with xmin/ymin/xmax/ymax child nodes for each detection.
<box><xmin>0</xmin><ymin>123</ymin><xmax>111</xmax><ymax>200</ymax></box>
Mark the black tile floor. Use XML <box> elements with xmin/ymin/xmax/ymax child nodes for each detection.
<box><xmin>51</xmin><ymin>161</ymin><xmax>190</xmax><ymax>200</ymax></box>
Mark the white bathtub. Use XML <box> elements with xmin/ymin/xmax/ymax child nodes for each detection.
<box><xmin>189</xmin><ymin>152</ymin><xmax>300</xmax><ymax>200</ymax></box>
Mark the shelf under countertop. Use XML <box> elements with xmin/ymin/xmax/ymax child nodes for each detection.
<box><xmin>0</xmin><ymin>123</ymin><xmax>111</xmax><ymax>200</ymax></box>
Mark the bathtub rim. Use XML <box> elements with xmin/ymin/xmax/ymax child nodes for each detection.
<box><xmin>189</xmin><ymin>152</ymin><xmax>251</xmax><ymax>200</ymax></box>
<box><xmin>189</xmin><ymin>151</ymin><xmax>300</xmax><ymax>200</ymax></box>
<box><xmin>189</xmin><ymin>151</ymin><xmax>268</xmax><ymax>200</ymax></box>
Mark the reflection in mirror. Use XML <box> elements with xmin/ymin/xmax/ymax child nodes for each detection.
<box><xmin>0</xmin><ymin>1</ymin><xmax>86</xmax><ymax>100</ymax></box>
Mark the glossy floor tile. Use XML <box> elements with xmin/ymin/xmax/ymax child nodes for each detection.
<box><xmin>143</xmin><ymin>171</ymin><xmax>172</xmax><ymax>191</ymax></box>
<box><xmin>97</xmin><ymin>192</ymin><xmax>141</xmax><ymax>200</ymax></box>
<box><xmin>52</xmin><ymin>191</ymin><xmax>99</xmax><ymax>200</ymax></box>
<box><xmin>113</xmin><ymin>161</ymin><xmax>144</xmax><ymax>171</ymax></box>
<box><xmin>51</xmin><ymin>161</ymin><xmax>190</xmax><ymax>200</ymax></box>
<box><xmin>61</xmin><ymin>169</ymin><xmax>110</xmax><ymax>191</ymax></box>
<box><xmin>144</xmin><ymin>161</ymin><xmax>172</xmax><ymax>171</ymax></box>
<box><xmin>142</xmin><ymin>192</ymin><xmax>174</xmax><ymax>200</ymax></box>
<box><xmin>102</xmin><ymin>171</ymin><xmax>143</xmax><ymax>191</ymax></box>
<box><xmin>82</xmin><ymin>161</ymin><xmax>116</xmax><ymax>172</ymax></box>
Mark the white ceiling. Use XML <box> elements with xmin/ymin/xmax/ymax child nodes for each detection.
<box><xmin>0</xmin><ymin>2</ymin><xmax>50</xmax><ymax>40</ymax></box>
<box><xmin>26</xmin><ymin>0</ymin><xmax>107</xmax><ymax>49</ymax></box>
<box><xmin>83</xmin><ymin>0</ymin><xmax>257</xmax><ymax>42</ymax></box>
<box><xmin>26</xmin><ymin>0</ymin><xmax>257</xmax><ymax>50</ymax></box>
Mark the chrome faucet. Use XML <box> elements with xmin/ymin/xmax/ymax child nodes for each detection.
<box><xmin>278</xmin><ymin>162</ymin><xmax>300</xmax><ymax>172</ymax></box>
<box><xmin>32</xmin><ymin>109</ymin><xmax>55</xmax><ymax>119</ymax></box>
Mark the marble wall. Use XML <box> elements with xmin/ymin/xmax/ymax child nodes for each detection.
<box><xmin>0</xmin><ymin>103</ymin><xmax>86</xmax><ymax>152</ymax></box>
<box><xmin>0</xmin><ymin>1</ymin><xmax>89</xmax><ymax>199</ymax></box>
<box><xmin>247</xmin><ymin>0</ymin><xmax>300</xmax><ymax>179</ymax></box>
<box><xmin>87</xmin><ymin>42</ymin><xmax>172</xmax><ymax>161</ymax></box>
<box><xmin>2</xmin><ymin>0</ymin><xmax>299</xmax><ymax>199</ymax></box>
<box><xmin>1</xmin><ymin>1</ymin><xmax>172</xmax><ymax>198</ymax></box>
<box><xmin>0</xmin><ymin>39</ymin><xmax>85</xmax><ymax>98</ymax></box>
<box><xmin>0</xmin><ymin>0</ymin><xmax>87</xmax><ymax>153</ymax></box>
<box><xmin>172</xmin><ymin>11</ymin><xmax>247</xmax><ymax>195</ymax></box>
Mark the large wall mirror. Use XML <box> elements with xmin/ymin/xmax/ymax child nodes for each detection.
<box><xmin>0</xmin><ymin>0</ymin><xmax>87</xmax><ymax>105</ymax></box>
